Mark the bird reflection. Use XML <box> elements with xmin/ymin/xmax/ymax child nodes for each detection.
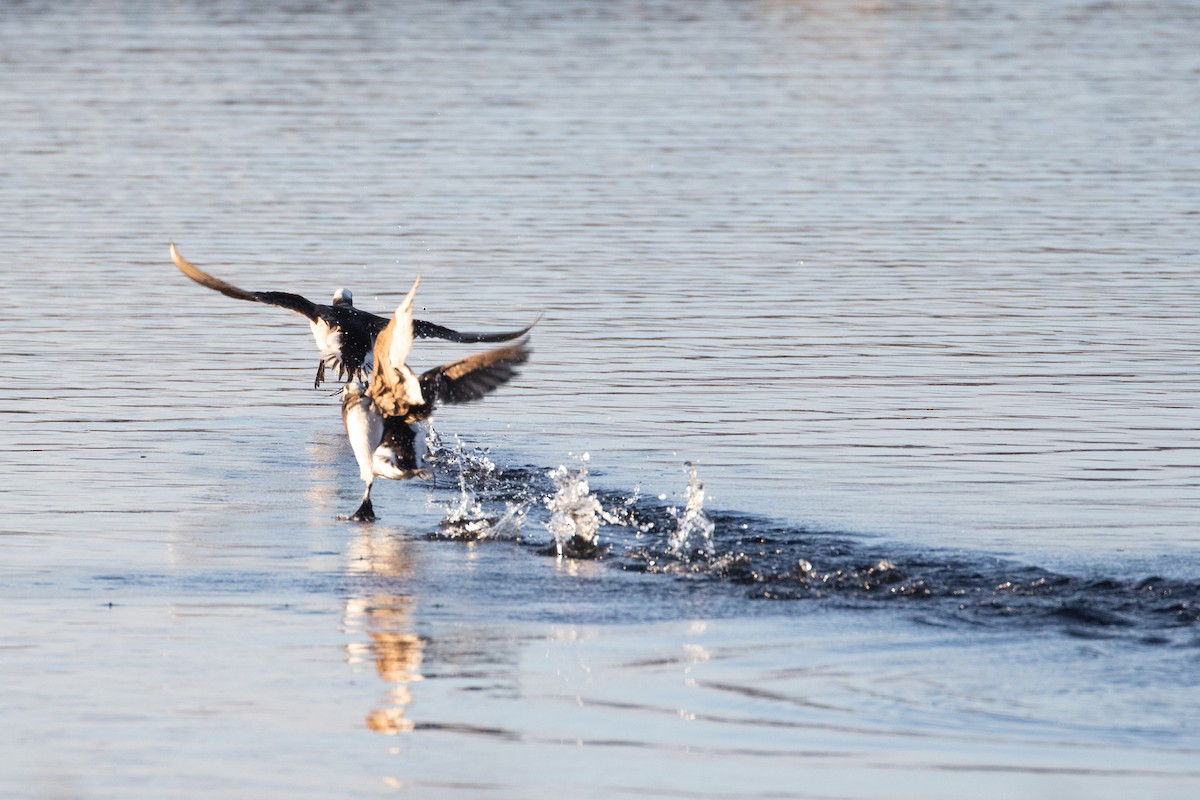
<box><xmin>343</xmin><ymin>529</ymin><xmax>424</xmax><ymax>735</ymax></box>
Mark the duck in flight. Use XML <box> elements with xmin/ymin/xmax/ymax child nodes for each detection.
<box><xmin>342</xmin><ymin>276</ymin><xmax>529</xmax><ymax>522</ymax></box>
<box><xmin>170</xmin><ymin>242</ymin><xmax>537</xmax><ymax>388</ymax></box>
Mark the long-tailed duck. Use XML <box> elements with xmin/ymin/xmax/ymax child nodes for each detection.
<box><xmin>170</xmin><ymin>242</ymin><xmax>536</xmax><ymax>388</ymax></box>
<box><xmin>341</xmin><ymin>277</ymin><xmax>529</xmax><ymax>522</ymax></box>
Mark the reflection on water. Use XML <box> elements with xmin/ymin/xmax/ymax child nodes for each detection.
<box><xmin>343</xmin><ymin>530</ymin><xmax>424</xmax><ymax>736</ymax></box>
<box><xmin>350</xmin><ymin>597</ymin><xmax>424</xmax><ymax>735</ymax></box>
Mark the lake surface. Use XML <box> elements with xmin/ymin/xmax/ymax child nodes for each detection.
<box><xmin>1</xmin><ymin>1</ymin><xmax>1198</xmax><ymax>798</ymax></box>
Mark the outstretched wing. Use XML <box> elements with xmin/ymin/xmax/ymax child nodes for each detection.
<box><xmin>413</xmin><ymin>314</ymin><xmax>542</xmax><ymax>344</ymax></box>
<box><xmin>170</xmin><ymin>242</ymin><xmax>320</xmax><ymax>321</ymax></box>
<box><xmin>419</xmin><ymin>338</ymin><xmax>530</xmax><ymax>408</ymax></box>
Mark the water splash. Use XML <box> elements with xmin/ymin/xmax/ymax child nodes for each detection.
<box><xmin>544</xmin><ymin>454</ymin><xmax>615</xmax><ymax>559</ymax></box>
<box><xmin>438</xmin><ymin>496</ymin><xmax>527</xmax><ymax>541</ymax></box>
<box><xmin>427</xmin><ymin>426</ymin><xmax>523</xmax><ymax>539</ymax></box>
<box><xmin>601</xmin><ymin>484</ymin><xmax>657</xmax><ymax>536</ymax></box>
<box><xmin>411</xmin><ymin>451</ymin><xmax>1198</xmax><ymax>641</ymax></box>
<box><xmin>423</xmin><ymin>427</ymin><xmax>498</xmax><ymax>487</ymax></box>
<box><xmin>666</xmin><ymin>462</ymin><xmax>715</xmax><ymax>560</ymax></box>
<box><xmin>438</xmin><ymin>472</ymin><xmax>491</xmax><ymax>538</ymax></box>
<box><xmin>488</xmin><ymin>502</ymin><xmax>527</xmax><ymax>539</ymax></box>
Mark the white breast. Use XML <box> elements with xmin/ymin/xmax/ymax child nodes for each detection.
<box><xmin>310</xmin><ymin>319</ymin><xmax>344</xmax><ymax>369</ymax></box>
<box><xmin>342</xmin><ymin>389</ymin><xmax>383</xmax><ymax>482</ymax></box>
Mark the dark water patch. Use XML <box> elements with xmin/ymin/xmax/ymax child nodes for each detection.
<box><xmin>432</xmin><ymin>456</ymin><xmax>1200</xmax><ymax>643</ymax></box>
<box><xmin>535</xmin><ymin>537</ymin><xmax>607</xmax><ymax>560</ymax></box>
<box><xmin>413</xmin><ymin>721</ymin><xmax>521</xmax><ymax>741</ymax></box>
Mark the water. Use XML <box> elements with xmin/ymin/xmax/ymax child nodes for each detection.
<box><xmin>665</xmin><ymin>462</ymin><xmax>716</xmax><ymax>559</ymax></box>
<box><xmin>1</xmin><ymin>0</ymin><xmax>1198</xmax><ymax>797</ymax></box>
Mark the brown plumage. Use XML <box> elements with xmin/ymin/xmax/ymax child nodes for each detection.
<box><xmin>341</xmin><ymin>278</ymin><xmax>531</xmax><ymax>522</ymax></box>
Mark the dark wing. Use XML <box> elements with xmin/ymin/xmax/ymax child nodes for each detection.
<box><xmin>419</xmin><ymin>338</ymin><xmax>530</xmax><ymax>409</ymax></box>
<box><xmin>412</xmin><ymin>314</ymin><xmax>541</xmax><ymax>344</ymax></box>
<box><xmin>363</xmin><ymin>312</ymin><xmax>391</xmax><ymax>337</ymax></box>
<box><xmin>170</xmin><ymin>242</ymin><xmax>320</xmax><ymax>321</ymax></box>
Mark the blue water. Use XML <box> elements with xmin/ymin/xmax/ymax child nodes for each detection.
<box><xmin>1</xmin><ymin>1</ymin><xmax>1198</xmax><ymax>797</ymax></box>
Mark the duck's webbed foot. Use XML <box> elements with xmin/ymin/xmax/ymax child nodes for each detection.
<box><xmin>351</xmin><ymin>496</ymin><xmax>376</xmax><ymax>522</ymax></box>
<box><xmin>338</xmin><ymin>496</ymin><xmax>376</xmax><ymax>522</ymax></box>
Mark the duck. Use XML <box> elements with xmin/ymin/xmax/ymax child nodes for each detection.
<box><xmin>341</xmin><ymin>277</ymin><xmax>529</xmax><ymax>522</ymax></box>
<box><xmin>169</xmin><ymin>242</ymin><xmax>536</xmax><ymax>388</ymax></box>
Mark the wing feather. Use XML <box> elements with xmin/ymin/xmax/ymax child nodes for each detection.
<box><xmin>412</xmin><ymin>314</ymin><xmax>541</xmax><ymax>344</ymax></box>
<box><xmin>387</xmin><ymin>277</ymin><xmax>421</xmax><ymax>371</ymax></box>
<box><xmin>419</xmin><ymin>339</ymin><xmax>530</xmax><ymax>408</ymax></box>
<box><xmin>170</xmin><ymin>242</ymin><xmax>319</xmax><ymax>320</ymax></box>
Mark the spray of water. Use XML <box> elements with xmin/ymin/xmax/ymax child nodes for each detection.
<box><xmin>424</xmin><ymin>428</ymin><xmax>498</xmax><ymax>485</ymax></box>
<box><xmin>666</xmin><ymin>462</ymin><xmax>715</xmax><ymax>560</ymax></box>
<box><xmin>601</xmin><ymin>485</ymin><xmax>657</xmax><ymax>536</ymax></box>
<box><xmin>429</xmin><ymin>427</ymin><xmax>519</xmax><ymax>539</ymax></box>
<box><xmin>437</xmin><ymin>473</ymin><xmax>527</xmax><ymax>539</ymax></box>
<box><xmin>544</xmin><ymin>454</ymin><xmax>616</xmax><ymax>558</ymax></box>
<box><xmin>439</xmin><ymin>472</ymin><xmax>490</xmax><ymax>537</ymax></box>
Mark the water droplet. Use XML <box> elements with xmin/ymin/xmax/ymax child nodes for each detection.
<box><xmin>666</xmin><ymin>462</ymin><xmax>716</xmax><ymax>561</ymax></box>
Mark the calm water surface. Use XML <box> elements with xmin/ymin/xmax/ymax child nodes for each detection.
<box><xmin>1</xmin><ymin>1</ymin><xmax>1198</xmax><ymax>798</ymax></box>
